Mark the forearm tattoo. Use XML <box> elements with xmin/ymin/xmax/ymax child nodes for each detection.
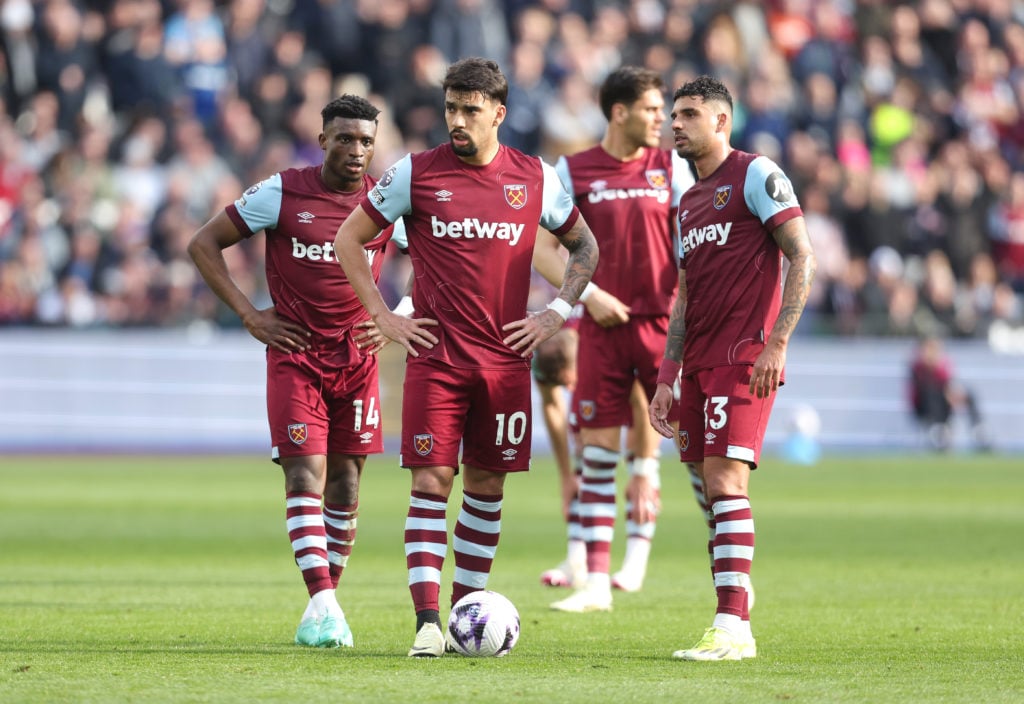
<box><xmin>558</xmin><ymin>219</ymin><xmax>599</xmax><ymax>303</ymax></box>
<box><xmin>664</xmin><ymin>271</ymin><xmax>687</xmax><ymax>362</ymax></box>
<box><xmin>771</xmin><ymin>217</ymin><xmax>817</xmax><ymax>342</ymax></box>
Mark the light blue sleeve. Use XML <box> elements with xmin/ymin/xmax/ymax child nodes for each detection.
<box><xmin>540</xmin><ymin>159</ymin><xmax>577</xmax><ymax>231</ymax></box>
<box><xmin>234</xmin><ymin>173</ymin><xmax>283</xmax><ymax>232</ymax></box>
<box><xmin>743</xmin><ymin>155</ymin><xmax>800</xmax><ymax>224</ymax></box>
<box><xmin>388</xmin><ymin>216</ymin><xmax>408</xmax><ymax>250</ymax></box>
<box><xmin>554</xmin><ymin>155</ymin><xmax>574</xmax><ymax>196</ymax></box>
<box><xmin>670</xmin><ymin>151</ymin><xmax>695</xmax><ymax>204</ymax></box>
<box><xmin>366</xmin><ymin>154</ymin><xmax>413</xmax><ymax>224</ymax></box>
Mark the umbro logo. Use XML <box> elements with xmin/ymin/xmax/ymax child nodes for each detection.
<box><xmin>435</xmin><ymin>190</ymin><xmax>452</xmax><ymax>202</ymax></box>
<box><xmin>359</xmin><ymin>432</ymin><xmax>374</xmax><ymax>444</ymax></box>
<box><xmin>297</xmin><ymin>211</ymin><xmax>315</xmax><ymax>223</ymax></box>
<box><xmin>502</xmin><ymin>448</ymin><xmax>517</xmax><ymax>461</ymax></box>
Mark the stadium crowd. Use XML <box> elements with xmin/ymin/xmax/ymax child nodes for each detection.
<box><xmin>1</xmin><ymin>0</ymin><xmax>1023</xmax><ymax>339</ymax></box>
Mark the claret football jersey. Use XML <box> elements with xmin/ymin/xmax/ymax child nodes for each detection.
<box><xmin>675</xmin><ymin>149</ymin><xmax>803</xmax><ymax>375</ymax></box>
<box><xmin>226</xmin><ymin>166</ymin><xmax>392</xmax><ymax>357</ymax></box>
<box><xmin>361</xmin><ymin>143</ymin><xmax>580</xmax><ymax>369</ymax></box>
<box><xmin>555</xmin><ymin>146</ymin><xmax>693</xmax><ymax>316</ymax></box>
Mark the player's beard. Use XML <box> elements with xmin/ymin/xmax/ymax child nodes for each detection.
<box><xmin>674</xmin><ymin>137</ymin><xmax>698</xmax><ymax>161</ymax></box>
<box><xmin>450</xmin><ymin>132</ymin><xmax>478</xmax><ymax>158</ymax></box>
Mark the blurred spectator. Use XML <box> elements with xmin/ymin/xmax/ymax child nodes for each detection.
<box><xmin>908</xmin><ymin>335</ymin><xmax>990</xmax><ymax>452</ymax></box>
<box><xmin>290</xmin><ymin>0</ymin><xmax>364</xmax><ymax>80</ymax></box>
<box><xmin>1</xmin><ymin>0</ymin><xmax>37</xmax><ymax>115</ymax></box>
<box><xmin>540</xmin><ymin>70</ymin><xmax>605</xmax><ymax>161</ymax></box>
<box><xmin>35</xmin><ymin>0</ymin><xmax>100</xmax><ymax>135</ymax></box>
<box><xmin>931</xmin><ymin>145</ymin><xmax>992</xmax><ymax>281</ymax></box>
<box><xmin>359</xmin><ymin>0</ymin><xmax>428</xmax><ymax>98</ymax></box>
<box><xmin>700</xmin><ymin>9</ymin><xmax>748</xmax><ymax>88</ymax></box>
<box><xmin>18</xmin><ymin>91</ymin><xmax>68</xmax><ymax>173</ymax></box>
<box><xmin>501</xmin><ymin>41</ymin><xmax>556</xmax><ymax>155</ymax></box>
<box><xmin>163</xmin><ymin>117</ymin><xmax>233</xmax><ymax>220</ymax></box>
<box><xmin>224</xmin><ymin>0</ymin><xmax>277</xmax><ymax>103</ymax></box>
<box><xmin>113</xmin><ymin>115</ymin><xmax>169</xmax><ymax>222</ymax></box>
<box><xmin>102</xmin><ymin>0</ymin><xmax>182</xmax><ymax>117</ymax></box>
<box><xmin>429</xmin><ymin>0</ymin><xmax>510</xmax><ymax>64</ymax></box>
<box><xmin>803</xmin><ymin>182</ymin><xmax>850</xmax><ymax>325</ymax></box>
<box><xmin>794</xmin><ymin>71</ymin><xmax>841</xmax><ymax>150</ymax></box>
<box><xmin>163</xmin><ymin>0</ymin><xmax>230</xmax><ymax>130</ymax></box>
<box><xmin>389</xmin><ymin>44</ymin><xmax>448</xmax><ymax>149</ymax></box>
<box><xmin>790</xmin><ymin>1</ymin><xmax>855</xmax><ymax>88</ymax></box>
<box><xmin>988</xmin><ymin>168</ymin><xmax>1024</xmax><ymax>290</ymax></box>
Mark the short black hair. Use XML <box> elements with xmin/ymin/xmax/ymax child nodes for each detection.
<box><xmin>672</xmin><ymin>75</ymin><xmax>733</xmax><ymax>112</ymax></box>
<box><xmin>531</xmin><ymin>327</ymin><xmax>577</xmax><ymax>385</ymax></box>
<box><xmin>321</xmin><ymin>94</ymin><xmax>380</xmax><ymax>128</ymax></box>
<box><xmin>443</xmin><ymin>57</ymin><xmax>509</xmax><ymax>105</ymax></box>
<box><xmin>599</xmin><ymin>66</ymin><xmax>664</xmax><ymax>120</ymax></box>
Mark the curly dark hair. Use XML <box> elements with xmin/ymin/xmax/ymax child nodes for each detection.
<box><xmin>672</xmin><ymin>75</ymin><xmax>733</xmax><ymax>111</ymax></box>
<box><xmin>321</xmin><ymin>94</ymin><xmax>380</xmax><ymax>128</ymax></box>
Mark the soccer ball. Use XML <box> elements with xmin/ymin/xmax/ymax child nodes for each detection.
<box><xmin>446</xmin><ymin>590</ymin><xmax>520</xmax><ymax>657</ymax></box>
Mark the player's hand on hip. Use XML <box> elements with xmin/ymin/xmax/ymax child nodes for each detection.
<box><xmin>375</xmin><ymin>310</ymin><xmax>438</xmax><ymax>357</ymax></box>
<box><xmin>502</xmin><ymin>309</ymin><xmax>564</xmax><ymax>357</ymax></box>
<box><xmin>353</xmin><ymin>319</ymin><xmax>390</xmax><ymax>355</ymax></box>
<box><xmin>245</xmin><ymin>306</ymin><xmax>311</xmax><ymax>352</ymax></box>
<box><xmin>648</xmin><ymin>384</ymin><xmax>675</xmax><ymax>439</ymax></box>
<box><xmin>750</xmin><ymin>341</ymin><xmax>786</xmax><ymax>398</ymax></box>
<box><xmin>585</xmin><ymin>289</ymin><xmax>630</xmax><ymax>327</ymax></box>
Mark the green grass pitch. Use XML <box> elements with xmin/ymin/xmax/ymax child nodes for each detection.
<box><xmin>1</xmin><ymin>453</ymin><xmax>1022</xmax><ymax>703</ymax></box>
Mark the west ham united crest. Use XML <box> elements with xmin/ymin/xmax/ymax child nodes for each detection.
<box><xmin>504</xmin><ymin>184</ymin><xmax>527</xmax><ymax>209</ymax></box>
<box><xmin>414</xmin><ymin>433</ymin><xmax>434</xmax><ymax>456</ymax></box>
<box><xmin>288</xmin><ymin>423</ymin><xmax>308</xmax><ymax>445</ymax></box>
<box><xmin>678</xmin><ymin>429</ymin><xmax>690</xmax><ymax>452</ymax></box>
<box><xmin>713</xmin><ymin>184</ymin><xmax>732</xmax><ymax>210</ymax></box>
<box><xmin>579</xmin><ymin>400</ymin><xmax>596</xmax><ymax>421</ymax></box>
<box><xmin>645</xmin><ymin>169</ymin><xmax>668</xmax><ymax>189</ymax></box>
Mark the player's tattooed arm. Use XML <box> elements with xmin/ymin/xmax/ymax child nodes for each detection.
<box><xmin>750</xmin><ymin>216</ymin><xmax>815</xmax><ymax>398</ymax></box>
<box><xmin>650</xmin><ymin>268</ymin><xmax>686</xmax><ymax>437</ymax></box>
<box><xmin>664</xmin><ymin>269</ymin><xmax>687</xmax><ymax>363</ymax></box>
<box><xmin>770</xmin><ymin>215</ymin><xmax>817</xmax><ymax>345</ymax></box>
<box><xmin>553</xmin><ymin>217</ymin><xmax>599</xmax><ymax>305</ymax></box>
<box><xmin>504</xmin><ymin>217</ymin><xmax>599</xmax><ymax>358</ymax></box>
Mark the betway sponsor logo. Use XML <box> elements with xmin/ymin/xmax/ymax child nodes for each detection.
<box><xmin>681</xmin><ymin>222</ymin><xmax>732</xmax><ymax>254</ymax></box>
<box><xmin>430</xmin><ymin>216</ymin><xmax>525</xmax><ymax>246</ymax></box>
<box><xmin>587</xmin><ymin>188</ymin><xmax>671</xmax><ymax>204</ymax></box>
<box><xmin>291</xmin><ymin>238</ymin><xmax>376</xmax><ymax>264</ymax></box>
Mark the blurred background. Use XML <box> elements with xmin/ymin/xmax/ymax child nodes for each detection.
<box><xmin>1</xmin><ymin>0</ymin><xmax>1022</xmax><ymax>455</ymax></box>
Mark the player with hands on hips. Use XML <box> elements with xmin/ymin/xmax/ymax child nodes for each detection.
<box><xmin>650</xmin><ymin>75</ymin><xmax>816</xmax><ymax>661</ymax></box>
<box><xmin>333</xmin><ymin>57</ymin><xmax>599</xmax><ymax>658</ymax></box>
<box><xmin>189</xmin><ymin>95</ymin><xmax>399</xmax><ymax>649</ymax></box>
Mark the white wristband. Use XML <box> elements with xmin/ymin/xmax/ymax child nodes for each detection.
<box><xmin>579</xmin><ymin>281</ymin><xmax>599</xmax><ymax>302</ymax></box>
<box><xmin>546</xmin><ymin>298</ymin><xmax>573</xmax><ymax>320</ymax></box>
<box><xmin>392</xmin><ymin>295</ymin><xmax>414</xmax><ymax>317</ymax></box>
<box><xmin>629</xmin><ymin>457</ymin><xmax>661</xmax><ymax>486</ymax></box>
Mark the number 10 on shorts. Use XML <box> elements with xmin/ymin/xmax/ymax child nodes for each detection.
<box><xmin>495</xmin><ymin>412</ymin><xmax>528</xmax><ymax>445</ymax></box>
